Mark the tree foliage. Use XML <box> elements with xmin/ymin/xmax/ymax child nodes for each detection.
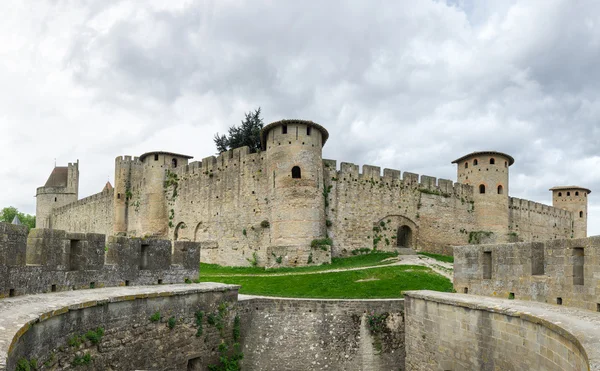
<box><xmin>214</xmin><ymin>108</ymin><xmax>264</xmax><ymax>154</ymax></box>
<box><xmin>0</xmin><ymin>207</ymin><xmax>36</xmax><ymax>230</ymax></box>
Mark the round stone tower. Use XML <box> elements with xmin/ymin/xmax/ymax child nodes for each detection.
<box><xmin>452</xmin><ymin>151</ymin><xmax>515</xmax><ymax>241</ymax></box>
<box><xmin>261</xmin><ymin>119</ymin><xmax>328</xmax><ymax>259</ymax></box>
<box><xmin>550</xmin><ymin>186</ymin><xmax>590</xmax><ymax>238</ymax></box>
<box><xmin>139</xmin><ymin>151</ymin><xmax>193</xmax><ymax>238</ymax></box>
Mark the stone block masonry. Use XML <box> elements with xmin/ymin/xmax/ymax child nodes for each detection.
<box><xmin>40</xmin><ymin>121</ymin><xmax>588</xmax><ymax>266</ymax></box>
<box><xmin>404</xmin><ymin>291</ymin><xmax>600</xmax><ymax>371</ymax></box>
<box><xmin>0</xmin><ymin>222</ymin><xmax>199</xmax><ymax>298</ymax></box>
<box><xmin>0</xmin><ymin>283</ymin><xmax>240</xmax><ymax>370</ymax></box>
<box><xmin>454</xmin><ymin>235</ymin><xmax>600</xmax><ymax>312</ymax></box>
<box><xmin>238</xmin><ymin>296</ymin><xmax>405</xmax><ymax>370</ymax></box>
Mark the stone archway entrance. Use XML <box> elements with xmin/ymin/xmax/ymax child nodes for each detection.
<box><xmin>397</xmin><ymin>225</ymin><xmax>413</xmax><ymax>248</ymax></box>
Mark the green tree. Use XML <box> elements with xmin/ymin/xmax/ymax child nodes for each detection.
<box><xmin>0</xmin><ymin>207</ymin><xmax>36</xmax><ymax>230</ymax></box>
<box><xmin>214</xmin><ymin>108</ymin><xmax>264</xmax><ymax>154</ymax></box>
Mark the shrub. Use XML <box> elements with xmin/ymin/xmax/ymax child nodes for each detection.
<box><xmin>325</xmin><ymin>219</ymin><xmax>332</xmax><ymax>227</ymax></box>
<box><xmin>72</xmin><ymin>353</ymin><xmax>92</xmax><ymax>367</ymax></box>
<box><xmin>311</xmin><ymin>238</ymin><xmax>332</xmax><ymax>249</ymax></box>
<box><xmin>149</xmin><ymin>311</ymin><xmax>161</xmax><ymax>322</ymax></box>
<box><xmin>85</xmin><ymin>327</ymin><xmax>104</xmax><ymax>345</ymax></box>
<box><xmin>168</xmin><ymin>316</ymin><xmax>177</xmax><ymax>329</ymax></box>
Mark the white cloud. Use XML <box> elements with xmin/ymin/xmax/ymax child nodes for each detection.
<box><xmin>1</xmin><ymin>0</ymin><xmax>600</xmax><ymax>235</ymax></box>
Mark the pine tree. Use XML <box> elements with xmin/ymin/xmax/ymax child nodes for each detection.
<box><xmin>214</xmin><ymin>108</ymin><xmax>264</xmax><ymax>154</ymax></box>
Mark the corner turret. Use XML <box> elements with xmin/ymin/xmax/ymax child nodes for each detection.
<box><xmin>35</xmin><ymin>161</ymin><xmax>79</xmax><ymax>228</ymax></box>
<box><xmin>453</xmin><ymin>151</ymin><xmax>514</xmax><ymax>242</ymax></box>
<box><xmin>550</xmin><ymin>186</ymin><xmax>590</xmax><ymax>238</ymax></box>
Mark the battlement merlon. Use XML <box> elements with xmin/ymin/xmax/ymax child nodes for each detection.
<box><xmin>509</xmin><ymin>197</ymin><xmax>572</xmax><ymax>218</ymax></box>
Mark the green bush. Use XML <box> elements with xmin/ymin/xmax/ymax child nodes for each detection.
<box><xmin>72</xmin><ymin>353</ymin><xmax>92</xmax><ymax>367</ymax></box>
<box><xmin>168</xmin><ymin>316</ymin><xmax>177</xmax><ymax>329</ymax></box>
<box><xmin>149</xmin><ymin>311</ymin><xmax>161</xmax><ymax>322</ymax></box>
<box><xmin>311</xmin><ymin>238</ymin><xmax>332</xmax><ymax>249</ymax></box>
<box><xmin>84</xmin><ymin>327</ymin><xmax>105</xmax><ymax>345</ymax></box>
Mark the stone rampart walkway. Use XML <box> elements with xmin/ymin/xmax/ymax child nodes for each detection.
<box><xmin>0</xmin><ymin>283</ymin><xmax>238</xmax><ymax>369</ymax></box>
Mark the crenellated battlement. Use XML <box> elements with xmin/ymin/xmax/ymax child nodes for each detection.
<box><xmin>0</xmin><ymin>223</ymin><xmax>200</xmax><ymax>298</ymax></box>
<box><xmin>327</xmin><ymin>160</ymin><xmax>473</xmax><ymax>197</ymax></box>
<box><xmin>115</xmin><ymin>155</ymin><xmax>143</xmax><ymax>166</ymax></box>
<box><xmin>509</xmin><ymin>197</ymin><xmax>571</xmax><ymax>218</ymax></box>
<box><xmin>53</xmin><ymin>188</ymin><xmax>114</xmax><ymax>215</ymax></box>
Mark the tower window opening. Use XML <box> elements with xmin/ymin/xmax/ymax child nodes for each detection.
<box><xmin>282</xmin><ymin>125</ymin><xmax>288</xmax><ymax>134</ymax></box>
<box><xmin>558</xmin><ymin>192</ymin><xmax>562</xmax><ymax>197</ymax></box>
<box><xmin>54</xmin><ymin>197</ymin><xmax>57</xmax><ymax>202</ymax></box>
<box><xmin>117</xmin><ymin>193</ymin><xmax>121</xmax><ymax>199</ymax></box>
<box><xmin>307</xmin><ymin>126</ymin><xmax>311</xmax><ymax>136</ymax></box>
<box><xmin>505</xmin><ymin>161</ymin><xmax>508</xmax><ymax>167</ymax></box>
<box><xmin>567</xmin><ymin>191</ymin><xmax>571</xmax><ymax>196</ymax></box>
<box><xmin>576</xmin><ymin>191</ymin><xmax>579</xmax><ymax>196</ymax></box>
<box><xmin>473</xmin><ymin>159</ymin><xmax>478</xmax><ymax>166</ymax></box>
<box><xmin>580</xmin><ymin>211</ymin><xmax>584</xmax><ymax>218</ymax></box>
<box><xmin>154</xmin><ymin>154</ymin><xmax>159</xmax><ymax>161</ymax></box>
<box><xmin>479</xmin><ymin>184</ymin><xmax>486</xmax><ymax>194</ymax></box>
<box><xmin>292</xmin><ymin>166</ymin><xmax>301</xmax><ymax>179</ymax></box>
<box><xmin>464</xmin><ymin>162</ymin><xmax>468</xmax><ymax>169</ymax></box>
<box><xmin>172</xmin><ymin>158</ymin><xmax>178</xmax><ymax>168</ymax></box>
<box><xmin>483</xmin><ymin>251</ymin><xmax>492</xmax><ymax>279</ymax></box>
<box><xmin>497</xmin><ymin>185</ymin><xmax>503</xmax><ymax>194</ymax></box>
<box><xmin>490</xmin><ymin>158</ymin><xmax>495</xmax><ymax>165</ymax></box>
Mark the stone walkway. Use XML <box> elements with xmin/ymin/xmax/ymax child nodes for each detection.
<box><xmin>0</xmin><ymin>283</ymin><xmax>237</xmax><ymax>369</ymax></box>
<box><xmin>203</xmin><ymin>255</ymin><xmax>454</xmax><ymax>280</ymax></box>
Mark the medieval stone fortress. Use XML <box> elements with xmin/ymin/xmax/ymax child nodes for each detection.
<box><xmin>1</xmin><ymin>119</ymin><xmax>599</xmax><ymax>370</ymax></box>
<box><xmin>36</xmin><ymin>119</ymin><xmax>589</xmax><ymax>267</ymax></box>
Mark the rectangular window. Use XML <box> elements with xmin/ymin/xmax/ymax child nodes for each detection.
<box><xmin>282</xmin><ymin>125</ymin><xmax>288</xmax><ymax>134</ymax></box>
<box><xmin>51</xmin><ymin>284</ymin><xmax>57</xmax><ymax>292</ymax></box>
<box><xmin>9</xmin><ymin>289</ymin><xmax>15</xmax><ymax>297</ymax></box>
<box><xmin>307</xmin><ymin>126</ymin><xmax>311</xmax><ymax>136</ymax></box>
<box><xmin>140</xmin><ymin>244</ymin><xmax>149</xmax><ymax>270</ymax></box>
<box><xmin>531</xmin><ymin>244</ymin><xmax>545</xmax><ymax>275</ymax></box>
<box><xmin>573</xmin><ymin>247</ymin><xmax>584</xmax><ymax>285</ymax></box>
<box><xmin>154</xmin><ymin>154</ymin><xmax>159</xmax><ymax>161</ymax></box>
<box><xmin>483</xmin><ymin>251</ymin><xmax>492</xmax><ymax>279</ymax></box>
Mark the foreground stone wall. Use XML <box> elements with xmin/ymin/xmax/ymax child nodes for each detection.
<box><xmin>0</xmin><ymin>223</ymin><xmax>199</xmax><ymax>298</ymax></box>
<box><xmin>1</xmin><ymin>284</ymin><xmax>240</xmax><ymax>370</ymax></box>
<box><xmin>239</xmin><ymin>296</ymin><xmax>405</xmax><ymax>371</ymax></box>
<box><xmin>454</xmin><ymin>236</ymin><xmax>600</xmax><ymax>311</ymax></box>
<box><xmin>404</xmin><ymin>291</ymin><xmax>597</xmax><ymax>371</ymax></box>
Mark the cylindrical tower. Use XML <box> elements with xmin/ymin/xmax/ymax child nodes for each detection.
<box><xmin>550</xmin><ymin>186</ymin><xmax>590</xmax><ymax>238</ymax></box>
<box><xmin>452</xmin><ymin>151</ymin><xmax>515</xmax><ymax>241</ymax></box>
<box><xmin>113</xmin><ymin>156</ymin><xmax>132</xmax><ymax>235</ymax></box>
<box><xmin>262</xmin><ymin>119</ymin><xmax>328</xmax><ymax>252</ymax></box>
<box><xmin>139</xmin><ymin>151</ymin><xmax>193</xmax><ymax>238</ymax></box>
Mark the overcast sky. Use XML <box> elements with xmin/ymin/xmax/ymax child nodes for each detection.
<box><xmin>1</xmin><ymin>0</ymin><xmax>599</xmax><ymax>235</ymax></box>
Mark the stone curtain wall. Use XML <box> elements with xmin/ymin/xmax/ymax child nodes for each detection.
<box><xmin>51</xmin><ymin>188</ymin><xmax>114</xmax><ymax>237</ymax></box>
<box><xmin>509</xmin><ymin>197</ymin><xmax>573</xmax><ymax>242</ymax></box>
<box><xmin>0</xmin><ymin>223</ymin><xmax>199</xmax><ymax>298</ymax></box>
<box><xmin>238</xmin><ymin>297</ymin><xmax>405</xmax><ymax>371</ymax></box>
<box><xmin>454</xmin><ymin>236</ymin><xmax>600</xmax><ymax>312</ymax></box>
<box><xmin>322</xmin><ymin>160</ymin><xmax>477</xmax><ymax>256</ymax></box>
<box><xmin>166</xmin><ymin>147</ymin><xmax>272</xmax><ymax>266</ymax></box>
<box><xmin>2</xmin><ymin>284</ymin><xmax>240</xmax><ymax>371</ymax></box>
<box><xmin>404</xmin><ymin>291</ymin><xmax>591</xmax><ymax>371</ymax></box>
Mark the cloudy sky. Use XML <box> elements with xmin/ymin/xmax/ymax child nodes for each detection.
<box><xmin>1</xmin><ymin>0</ymin><xmax>599</xmax><ymax>234</ymax></box>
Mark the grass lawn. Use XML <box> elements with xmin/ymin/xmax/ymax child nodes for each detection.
<box><xmin>418</xmin><ymin>252</ymin><xmax>454</xmax><ymax>264</ymax></box>
<box><xmin>200</xmin><ymin>251</ymin><xmax>398</xmax><ymax>275</ymax></box>
<box><xmin>199</xmin><ymin>265</ymin><xmax>453</xmax><ymax>299</ymax></box>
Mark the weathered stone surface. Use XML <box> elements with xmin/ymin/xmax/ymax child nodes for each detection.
<box><xmin>454</xmin><ymin>236</ymin><xmax>600</xmax><ymax>311</ymax></box>
<box><xmin>0</xmin><ymin>283</ymin><xmax>240</xmax><ymax>371</ymax></box>
<box><xmin>0</xmin><ymin>224</ymin><xmax>200</xmax><ymax>298</ymax></box>
<box><xmin>239</xmin><ymin>295</ymin><xmax>405</xmax><ymax>370</ymax></box>
<box><xmin>404</xmin><ymin>290</ymin><xmax>600</xmax><ymax>371</ymax></box>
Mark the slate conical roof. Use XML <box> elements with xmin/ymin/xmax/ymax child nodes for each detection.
<box><xmin>11</xmin><ymin>215</ymin><xmax>21</xmax><ymax>225</ymax></box>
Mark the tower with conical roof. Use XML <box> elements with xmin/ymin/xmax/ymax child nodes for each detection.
<box><xmin>35</xmin><ymin>161</ymin><xmax>79</xmax><ymax>228</ymax></box>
